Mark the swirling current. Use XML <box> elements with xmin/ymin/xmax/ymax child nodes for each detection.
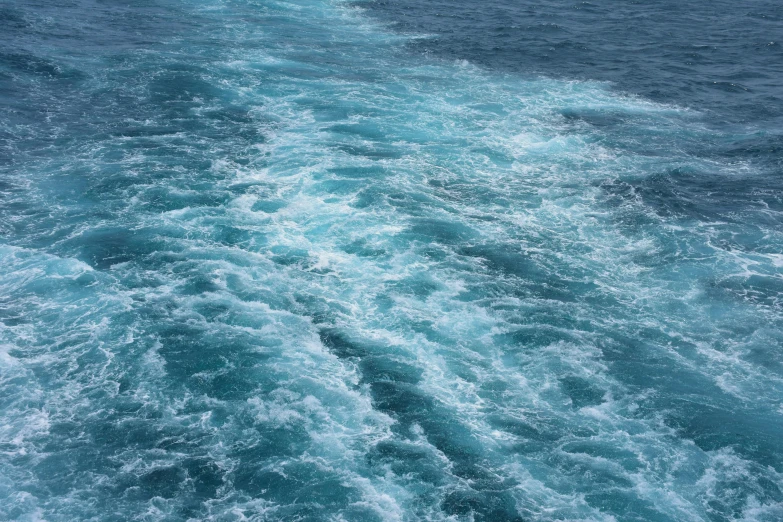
<box><xmin>1</xmin><ymin>0</ymin><xmax>782</xmax><ymax>520</ymax></box>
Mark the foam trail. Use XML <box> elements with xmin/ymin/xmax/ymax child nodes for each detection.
<box><xmin>0</xmin><ymin>0</ymin><xmax>781</xmax><ymax>520</ymax></box>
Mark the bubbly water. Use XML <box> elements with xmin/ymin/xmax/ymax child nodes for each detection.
<box><xmin>1</xmin><ymin>0</ymin><xmax>782</xmax><ymax>520</ymax></box>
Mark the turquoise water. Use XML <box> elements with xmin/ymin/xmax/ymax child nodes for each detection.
<box><xmin>1</xmin><ymin>0</ymin><xmax>782</xmax><ymax>520</ymax></box>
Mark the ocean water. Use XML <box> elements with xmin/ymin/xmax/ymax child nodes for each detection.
<box><xmin>0</xmin><ymin>0</ymin><xmax>782</xmax><ymax>520</ymax></box>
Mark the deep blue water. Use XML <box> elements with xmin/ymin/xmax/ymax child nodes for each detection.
<box><xmin>1</xmin><ymin>0</ymin><xmax>782</xmax><ymax>520</ymax></box>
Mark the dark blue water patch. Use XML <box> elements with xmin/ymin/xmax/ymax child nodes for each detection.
<box><xmin>559</xmin><ymin>376</ymin><xmax>606</xmax><ymax>408</ymax></box>
<box><xmin>367</xmin><ymin>439</ymin><xmax>447</xmax><ymax>487</ymax></box>
<box><xmin>608</xmin><ymin>168</ymin><xmax>783</xmax><ymax>224</ymax></box>
<box><xmin>359</xmin><ymin>0</ymin><xmax>783</xmax><ymax>124</ymax></box>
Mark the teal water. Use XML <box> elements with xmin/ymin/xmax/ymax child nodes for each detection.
<box><xmin>1</xmin><ymin>0</ymin><xmax>782</xmax><ymax>520</ymax></box>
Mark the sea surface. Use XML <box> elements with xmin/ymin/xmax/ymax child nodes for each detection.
<box><xmin>1</xmin><ymin>0</ymin><xmax>782</xmax><ymax>520</ymax></box>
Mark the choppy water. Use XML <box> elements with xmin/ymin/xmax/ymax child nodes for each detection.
<box><xmin>1</xmin><ymin>0</ymin><xmax>782</xmax><ymax>520</ymax></box>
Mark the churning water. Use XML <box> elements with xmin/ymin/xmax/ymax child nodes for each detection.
<box><xmin>1</xmin><ymin>0</ymin><xmax>782</xmax><ymax>520</ymax></box>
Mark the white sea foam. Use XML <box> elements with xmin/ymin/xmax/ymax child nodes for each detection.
<box><xmin>1</xmin><ymin>0</ymin><xmax>781</xmax><ymax>519</ymax></box>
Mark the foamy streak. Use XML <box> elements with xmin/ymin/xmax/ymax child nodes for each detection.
<box><xmin>0</xmin><ymin>0</ymin><xmax>781</xmax><ymax>520</ymax></box>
